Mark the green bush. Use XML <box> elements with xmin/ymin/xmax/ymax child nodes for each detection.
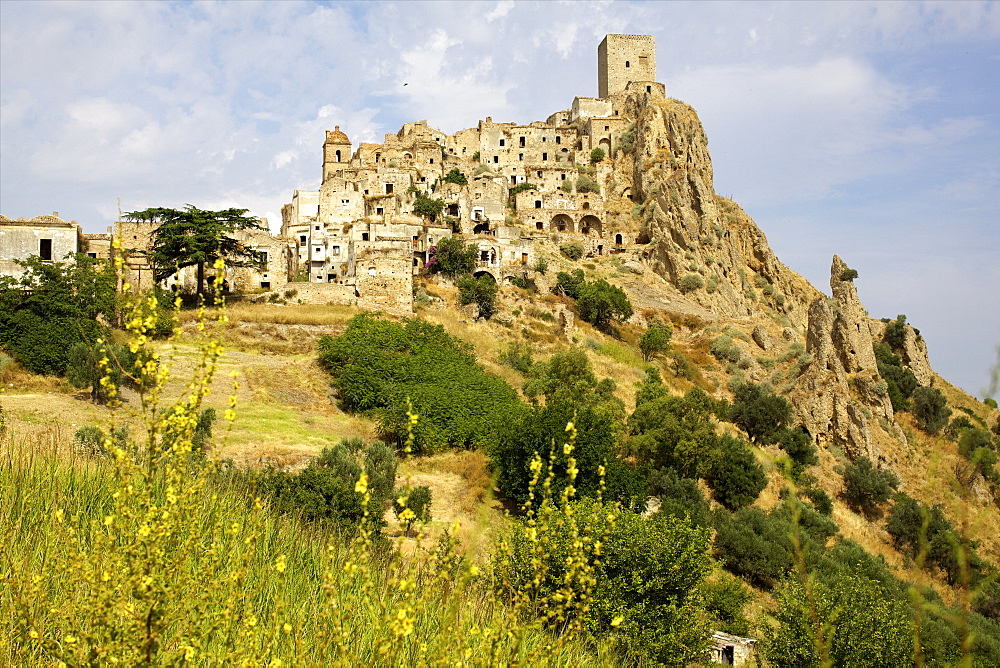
<box><xmin>839</xmin><ymin>267</ymin><xmax>859</xmax><ymax>281</ymax></box>
<box><xmin>532</xmin><ymin>256</ymin><xmax>548</xmax><ymax>274</ymax></box>
<box><xmin>875</xmin><ymin>342</ymin><xmax>918</xmax><ymax>411</ymax></box>
<box><xmin>713</xmin><ymin>508</ymin><xmax>793</xmax><ymax>588</ymax></box>
<box><xmin>705</xmin><ymin>435</ymin><xmax>767</xmax><ymax>510</ymax></box>
<box><xmin>728</xmin><ymin>382</ymin><xmax>793</xmax><ymax>445</ymax></box>
<box><xmin>440</xmin><ymin>168</ymin><xmax>468</xmax><ymax>185</ymax></box>
<box><xmin>911</xmin><ymin>386</ymin><xmax>952</xmax><ymax>434</ymax></box>
<box><xmin>883</xmin><ymin>314</ymin><xmax>908</xmax><ymax>351</ymax></box>
<box><xmin>575</xmin><ymin>176</ymin><xmax>600</xmax><ymax>194</ymax></box>
<box><xmin>639</xmin><ymin>322</ymin><xmax>672</xmax><ymax>361</ymax></box>
<box><xmin>428</xmin><ymin>236</ymin><xmax>478</xmax><ymax>276</ymax></box>
<box><xmin>841</xmin><ymin>456</ymin><xmax>899</xmax><ymax>517</ymax></box>
<box><xmin>766</xmin><ymin>574</ymin><xmax>914</xmax><ymax>667</ymax></box>
<box><xmin>618</xmin><ymin>125</ymin><xmax>636</xmax><ymax>154</ymax></box>
<box><xmin>679</xmin><ymin>273</ymin><xmax>704</xmax><ymax>294</ymax></box>
<box><xmin>66</xmin><ymin>341</ymin><xmax>137</xmax><ymax>404</ymax></box>
<box><xmin>500</xmin><ymin>341</ymin><xmax>534</xmax><ymax>375</ymax></box>
<box><xmin>649</xmin><ymin>468</ymin><xmax>712</xmax><ymax>528</ymax></box>
<box><xmin>393</xmin><ymin>485</ymin><xmax>432</xmax><ymax>533</ymax></box>
<box><xmin>456</xmin><ymin>274</ymin><xmax>498</xmax><ymax>319</ymax></box>
<box><xmin>0</xmin><ymin>254</ymin><xmax>117</xmax><ymax>375</ymax></box>
<box><xmin>412</xmin><ymin>191</ymin><xmax>446</xmax><ymax>220</ymax></box>
<box><xmin>554</xmin><ymin>268</ymin><xmax>585</xmax><ymax>298</ymax></box>
<box><xmin>559</xmin><ymin>242</ymin><xmax>584</xmax><ymax>261</ymax></box>
<box><xmin>318</xmin><ymin>314</ymin><xmax>521</xmax><ymax>452</ymax></box>
<box><xmin>804</xmin><ymin>486</ymin><xmax>833</xmax><ymax>516</ymax></box>
<box><xmin>702</xmin><ymin>573</ymin><xmax>755</xmax><ymax>637</ymax></box>
<box><xmin>74</xmin><ymin>425</ymin><xmax>129</xmax><ymax>457</ymax></box>
<box><xmin>575</xmin><ymin>279</ymin><xmax>633</xmax><ymax>329</ymax></box>
<box><xmin>497</xmin><ymin>498</ymin><xmax>713</xmax><ymax>666</ymax></box>
<box><xmin>589</xmin><ymin>147</ymin><xmax>605</xmax><ymax>163</ymax></box>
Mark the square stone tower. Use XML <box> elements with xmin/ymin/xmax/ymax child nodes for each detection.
<box><xmin>598</xmin><ymin>34</ymin><xmax>656</xmax><ymax>98</ymax></box>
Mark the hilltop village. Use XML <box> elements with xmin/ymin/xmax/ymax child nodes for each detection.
<box><xmin>2</xmin><ymin>35</ymin><xmax>660</xmax><ymax>312</ymax></box>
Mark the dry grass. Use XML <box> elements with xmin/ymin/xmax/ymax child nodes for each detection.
<box><xmin>179</xmin><ymin>302</ymin><xmax>360</xmax><ymax>327</ymax></box>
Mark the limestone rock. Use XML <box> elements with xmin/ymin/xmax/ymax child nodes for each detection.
<box><xmin>902</xmin><ymin>324</ymin><xmax>934</xmax><ymax>386</ymax></box>
<box><xmin>791</xmin><ymin>276</ymin><xmax>906</xmax><ymax>461</ymax></box>
<box><xmin>622</xmin><ymin>261</ymin><xmax>645</xmax><ymax>275</ymax></box>
<box><xmin>782</xmin><ymin>327</ymin><xmax>798</xmax><ymax>341</ymax></box>
<box><xmin>557</xmin><ymin>307</ymin><xmax>575</xmax><ymax>340</ymax></box>
<box><xmin>751</xmin><ymin>325</ymin><xmax>772</xmax><ymax>351</ymax></box>
<box><xmin>829</xmin><ymin>255</ymin><xmax>878</xmax><ymax>374</ymax></box>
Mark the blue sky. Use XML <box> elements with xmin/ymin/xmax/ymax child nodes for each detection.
<box><xmin>1</xmin><ymin>0</ymin><xmax>998</xmax><ymax>398</ymax></box>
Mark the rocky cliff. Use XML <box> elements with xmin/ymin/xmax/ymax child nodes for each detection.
<box><xmin>616</xmin><ymin>97</ymin><xmax>822</xmax><ymax>328</ymax></box>
<box><xmin>611</xmin><ymin>95</ymin><xmax>925</xmax><ymax>461</ymax></box>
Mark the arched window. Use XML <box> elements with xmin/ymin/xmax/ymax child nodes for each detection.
<box><xmin>335</xmin><ymin>149</ymin><xmax>341</xmax><ymax>162</ymax></box>
<box><xmin>625</xmin><ymin>61</ymin><xmax>630</xmax><ymax>67</ymax></box>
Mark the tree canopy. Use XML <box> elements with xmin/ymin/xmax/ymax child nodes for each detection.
<box><xmin>124</xmin><ymin>205</ymin><xmax>266</xmax><ymax>295</ymax></box>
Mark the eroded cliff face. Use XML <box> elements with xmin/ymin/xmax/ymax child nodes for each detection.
<box><xmin>789</xmin><ymin>258</ymin><xmax>907</xmax><ymax>460</ymax></box>
<box><xmin>615</xmin><ymin>97</ymin><xmax>821</xmax><ymax>328</ymax></box>
<box><xmin>612</xmin><ymin>95</ymin><xmax>913</xmax><ymax>460</ymax></box>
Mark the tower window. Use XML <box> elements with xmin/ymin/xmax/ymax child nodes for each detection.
<box><xmin>499</xmin><ymin>139</ymin><xmax>505</xmax><ymax>147</ymax></box>
<box><xmin>555</xmin><ymin>136</ymin><xmax>561</xmax><ymax>144</ymax></box>
<box><xmin>625</xmin><ymin>61</ymin><xmax>630</xmax><ymax>67</ymax></box>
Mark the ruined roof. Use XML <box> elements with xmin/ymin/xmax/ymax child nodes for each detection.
<box><xmin>326</xmin><ymin>125</ymin><xmax>350</xmax><ymax>144</ymax></box>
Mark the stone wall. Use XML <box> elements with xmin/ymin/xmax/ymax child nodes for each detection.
<box><xmin>0</xmin><ymin>214</ymin><xmax>80</xmax><ymax>278</ymax></box>
<box><xmin>598</xmin><ymin>34</ymin><xmax>656</xmax><ymax>98</ymax></box>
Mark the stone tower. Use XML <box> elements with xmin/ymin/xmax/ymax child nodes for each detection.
<box><xmin>598</xmin><ymin>34</ymin><xmax>656</xmax><ymax>98</ymax></box>
<box><xmin>322</xmin><ymin>126</ymin><xmax>352</xmax><ymax>182</ymax></box>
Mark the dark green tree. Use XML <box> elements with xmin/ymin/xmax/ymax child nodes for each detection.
<box><xmin>841</xmin><ymin>456</ymin><xmax>899</xmax><ymax>517</ymax></box>
<box><xmin>412</xmin><ymin>191</ymin><xmax>446</xmax><ymax>220</ymax></box>
<box><xmin>554</xmin><ymin>268</ymin><xmax>585</xmax><ymax>298</ymax></box>
<box><xmin>0</xmin><ymin>254</ymin><xmax>117</xmax><ymax>375</ymax></box>
<box><xmin>456</xmin><ymin>274</ymin><xmax>498</xmax><ymax>319</ymax></box>
<box><xmin>728</xmin><ymin>382</ymin><xmax>793</xmax><ymax>445</ymax></box>
<box><xmin>66</xmin><ymin>340</ymin><xmax>136</xmax><ymax>404</ymax></box>
<box><xmin>911</xmin><ymin>386</ymin><xmax>952</xmax><ymax>434</ymax></box>
<box><xmin>576</xmin><ymin>279</ymin><xmax>633</xmax><ymax>329</ymax></box>
<box><xmin>440</xmin><ymin>168</ymin><xmax>468</xmax><ymax>186</ymax></box>
<box><xmin>124</xmin><ymin>205</ymin><xmax>266</xmax><ymax>296</ymax></box>
<box><xmin>394</xmin><ymin>485</ymin><xmax>432</xmax><ymax>533</ymax></box>
<box><xmin>706</xmin><ymin>435</ymin><xmax>767</xmax><ymax>511</ymax></box>
<box><xmin>589</xmin><ymin>147</ymin><xmax>605</xmax><ymax>163</ymax></box>
<box><xmin>639</xmin><ymin>322</ymin><xmax>672</xmax><ymax>361</ymax></box>
<box><xmin>428</xmin><ymin>236</ymin><xmax>478</xmax><ymax>276</ymax></box>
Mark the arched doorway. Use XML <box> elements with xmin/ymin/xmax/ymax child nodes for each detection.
<box><xmin>579</xmin><ymin>215</ymin><xmax>602</xmax><ymax>237</ymax></box>
<box><xmin>615</xmin><ymin>233</ymin><xmax>623</xmax><ymax>245</ymax></box>
<box><xmin>550</xmin><ymin>213</ymin><xmax>574</xmax><ymax>233</ymax></box>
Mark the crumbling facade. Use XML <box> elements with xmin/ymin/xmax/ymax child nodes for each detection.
<box><xmin>279</xmin><ymin>33</ymin><xmax>664</xmax><ymax>309</ymax></box>
<box><xmin>0</xmin><ymin>213</ymin><xmax>112</xmax><ymax>279</ymax></box>
<box><xmin>3</xmin><ymin>34</ymin><xmax>664</xmax><ymax>312</ymax></box>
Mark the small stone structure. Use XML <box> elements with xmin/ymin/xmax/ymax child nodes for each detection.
<box><xmin>0</xmin><ymin>213</ymin><xmax>113</xmax><ymax>279</ymax></box>
<box><xmin>708</xmin><ymin>631</ymin><xmax>756</xmax><ymax>666</ymax></box>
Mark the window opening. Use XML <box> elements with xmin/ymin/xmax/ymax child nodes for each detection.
<box><xmin>39</xmin><ymin>239</ymin><xmax>52</xmax><ymax>261</ymax></box>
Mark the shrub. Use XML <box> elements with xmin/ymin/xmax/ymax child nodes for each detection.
<box><xmin>559</xmin><ymin>241</ymin><xmax>584</xmax><ymax>260</ymax></box>
<box><xmin>440</xmin><ymin>168</ymin><xmax>468</xmax><ymax>185</ymax></box>
<box><xmin>317</xmin><ymin>314</ymin><xmax>521</xmax><ymax>452</ymax></box>
<box><xmin>649</xmin><ymin>468</ymin><xmax>712</xmax><ymax>528</ymax></box>
<box><xmin>701</xmin><ymin>573</ymin><xmax>755</xmax><ymax>636</ymax></box>
<box><xmin>589</xmin><ymin>147</ymin><xmax>605</xmax><ymax>163</ymax></box>
<box><xmin>496</xmin><ymin>498</ymin><xmax>713</xmax><ymax>666</ymax></box>
<box><xmin>839</xmin><ymin>267</ymin><xmax>859</xmax><ymax>281</ymax></box>
<box><xmin>554</xmin><ymin>268</ymin><xmax>585</xmax><ymax>298</ymax></box>
<box><xmin>804</xmin><ymin>486</ymin><xmax>833</xmax><ymax>515</ymax></box>
<box><xmin>456</xmin><ymin>274</ymin><xmax>498</xmax><ymax>320</ymax></box>
<box><xmin>728</xmin><ymin>382</ymin><xmax>793</xmax><ymax>445</ymax></box>
<box><xmin>0</xmin><ymin>254</ymin><xmax>117</xmax><ymax>375</ymax></box>
<box><xmin>841</xmin><ymin>456</ymin><xmax>899</xmax><ymax>517</ymax></box>
<box><xmin>428</xmin><ymin>236</ymin><xmax>477</xmax><ymax>276</ymax></box>
<box><xmin>394</xmin><ymin>485</ymin><xmax>432</xmax><ymax>533</ymax></box>
<box><xmin>532</xmin><ymin>256</ymin><xmax>548</xmax><ymax>274</ymax></box>
<box><xmin>575</xmin><ymin>176</ymin><xmax>600</xmax><ymax>194</ymax></box>
<box><xmin>639</xmin><ymin>322</ymin><xmax>672</xmax><ymax>361</ymax></box>
<box><xmin>412</xmin><ymin>190</ymin><xmax>446</xmax><ymax>220</ymax></box>
<box><xmin>705</xmin><ymin>435</ymin><xmax>767</xmax><ymax>510</ymax></box>
<box><xmin>618</xmin><ymin>125</ymin><xmax>636</xmax><ymax>154</ymax></box>
<box><xmin>576</xmin><ymin>279</ymin><xmax>633</xmax><ymax>329</ymax></box>
<box><xmin>911</xmin><ymin>386</ymin><xmax>952</xmax><ymax>434</ymax></box>
<box><xmin>66</xmin><ymin>340</ymin><xmax>137</xmax><ymax>404</ymax></box>
<box><xmin>766</xmin><ymin>575</ymin><xmax>914</xmax><ymax>667</ymax></box>
<box><xmin>74</xmin><ymin>425</ymin><xmax>129</xmax><ymax>457</ymax></box>
<box><xmin>500</xmin><ymin>341</ymin><xmax>534</xmax><ymax>375</ymax></box>
<box><xmin>883</xmin><ymin>314</ymin><xmax>908</xmax><ymax>352</ymax></box>
<box><xmin>679</xmin><ymin>273</ymin><xmax>704</xmax><ymax>294</ymax></box>
<box><xmin>713</xmin><ymin>508</ymin><xmax>793</xmax><ymax>588</ymax></box>
<box><xmin>875</xmin><ymin>342</ymin><xmax>918</xmax><ymax>411</ymax></box>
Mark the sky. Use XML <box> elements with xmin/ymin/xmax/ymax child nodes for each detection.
<box><xmin>1</xmin><ymin>0</ymin><xmax>998</xmax><ymax>398</ymax></box>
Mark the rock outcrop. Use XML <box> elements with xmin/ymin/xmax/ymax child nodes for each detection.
<box><xmin>789</xmin><ymin>258</ymin><xmax>906</xmax><ymax>460</ymax></box>
<box><xmin>618</xmin><ymin>96</ymin><xmax>822</xmax><ymax>328</ymax></box>
<box><xmin>901</xmin><ymin>324</ymin><xmax>934</xmax><ymax>386</ymax></box>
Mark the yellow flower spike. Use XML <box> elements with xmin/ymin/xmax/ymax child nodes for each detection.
<box><xmin>184</xmin><ymin>646</ymin><xmax>196</xmax><ymax>660</ymax></box>
<box><xmin>213</xmin><ymin>257</ymin><xmax>226</xmax><ymax>270</ymax></box>
<box><xmin>565</xmin><ymin>421</ymin><xmax>574</xmax><ymax>432</ymax></box>
<box><xmin>63</xmin><ymin>635</ymin><xmax>77</xmax><ymax>644</ymax></box>
<box><xmin>282</xmin><ymin>623</ymin><xmax>292</xmax><ymax>634</ymax></box>
<box><xmin>224</xmin><ymin>409</ymin><xmax>236</xmax><ymax>422</ymax></box>
<box><xmin>354</xmin><ymin>474</ymin><xmax>369</xmax><ymax>495</ymax></box>
<box><xmin>103</xmin><ymin>515</ymin><xmax>115</xmax><ymax>526</ymax></box>
<box><xmin>469</xmin><ymin>565</ymin><xmax>480</xmax><ymax>577</ymax></box>
<box><xmin>54</xmin><ymin>508</ymin><xmax>64</xmax><ymax>522</ymax></box>
<box><xmin>275</xmin><ymin>554</ymin><xmax>287</xmax><ymax>573</ymax></box>
<box><xmin>28</xmin><ymin>629</ymin><xmax>39</xmax><ymax>639</ymax></box>
<box><xmin>563</xmin><ymin>443</ymin><xmax>572</xmax><ymax>455</ymax></box>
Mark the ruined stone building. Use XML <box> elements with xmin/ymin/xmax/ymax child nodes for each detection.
<box><xmin>278</xmin><ymin>34</ymin><xmax>665</xmax><ymax>309</ymax></box>
<box><xmin>0</xmin><ymin>213</ymin><xmax>113</xmax><ymax>279</ymax></box>
<box><xmin>3</xmin><ymin>34</ymin><xmax>664</xmax><ymax>312</ymax></box>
